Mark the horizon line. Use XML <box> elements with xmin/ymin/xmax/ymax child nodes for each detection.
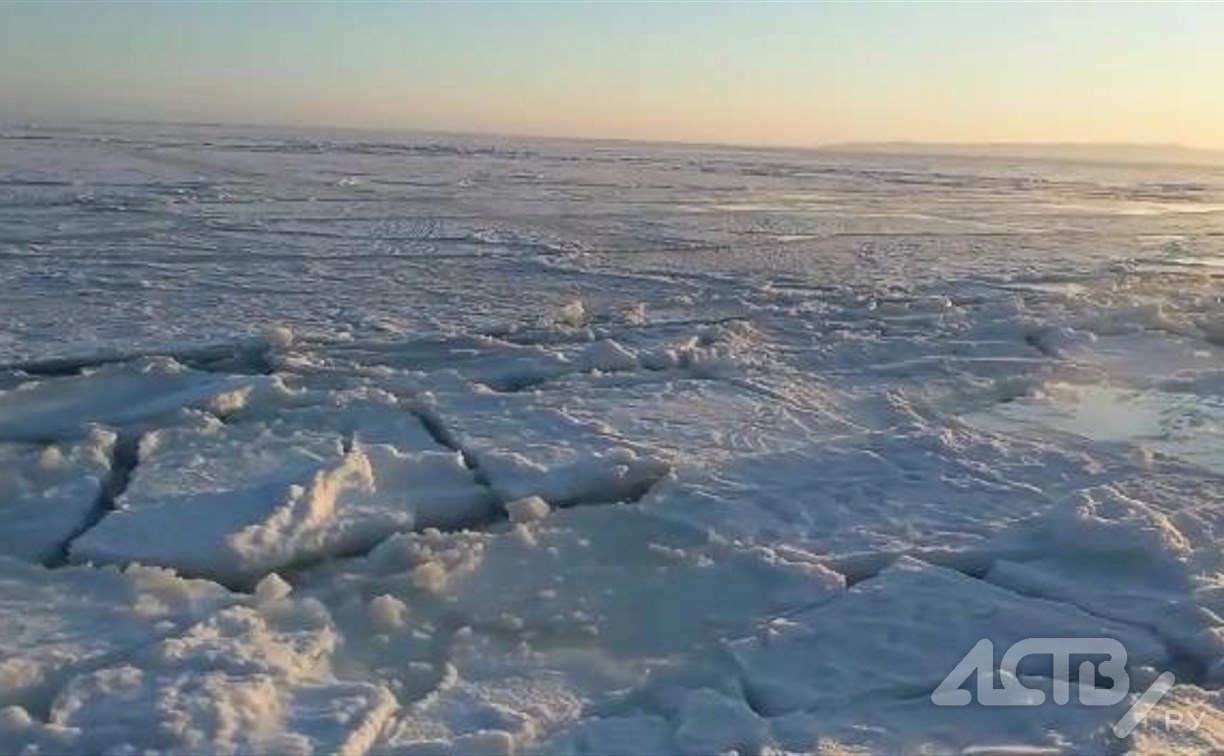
<box><xmin>6</xmin><ymin>112</ymin><xmax>1224</xmax><ymax>167</ymax></box>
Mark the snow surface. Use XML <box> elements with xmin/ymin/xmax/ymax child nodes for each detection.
<box><xmin>0</xmin><ymin>428</ymin><xmax>114</xmax><ymax>563</ymax></box>
<box><xmin>2</xmin><ymin>121</ymin><xmax>1224</xmax><ymax>752</ymax></box>
<box><xmin>71</xmin><ymin>393</ymin><xmax>491</xmax><ymax>587</ymax></box>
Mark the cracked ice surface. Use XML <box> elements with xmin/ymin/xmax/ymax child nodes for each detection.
<box><xmin>71</xmin><ymin>393</ymin><xmax>492</xmax><ymax>587</ymax></box>
<box><xmin>0</xmin><ymin>429</ymin><xmax>115</xmax><ymax>564</ymax></box>
<box><xmin>3</xmin><ymin>123</ymin><xmax>1224</xmax><ymax>752</ymax></box>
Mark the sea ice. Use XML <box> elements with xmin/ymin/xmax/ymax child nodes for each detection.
<box><xmin>730</xmin><ymin>557</ymin><xmax>1167</xmax><ymax>715</ymax></box>
<box><xmin>985</xmin><ymin>482</ymin><xmax>1224</xmax><ymax>676</ymax></box>
<box><xmin>641</xmin><ymin>415</ymin><xmax>1104</xmax><ymax>560</ymax></box>
<box><xmin>291</xmin><ymin>504</ymin><xmax>843</xmax><ymax>752</ymax></box>
<box><xmin>43</xmin><ymin>601</ymin><xmax>396</xmax><ymax>754</ymax></box>
<box><xmin>0</xmin><ymin>558</ymin><xmax>234</xmax><ymax>713</ymax></box>
<box><xmin>4</xmin><ymin>123</ymin><xmax>1224</xmax><ymax>753</ymax></box>
<box><xmin>0</xmin><ymin>428</ymin><xmax>115</xmax><ymax>563</ymax></box>
<box><xmin>71</xmin><ymin>396</ymin><xmax>490</xmax><ymax>586</ymax></box>
<box><xmin>0</xmin><ymin>358</ymin><xmax>259</xmax><ymax>442</ymax></box>
<box><xmin>417</xmin><ymin>376</ymin><xmax>672</xmax><ymax>506</ymax></box>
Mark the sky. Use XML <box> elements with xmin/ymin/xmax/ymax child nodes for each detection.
<box><xmin>2</xmin><ymin>1</ymin><xmax>1223</xmax><ymax>150</ymax></box>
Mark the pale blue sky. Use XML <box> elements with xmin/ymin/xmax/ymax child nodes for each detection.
<box><xmin>2</xmin><ymin>1</ymin><xmax>1222</xmax><ymax>148</ymax></box>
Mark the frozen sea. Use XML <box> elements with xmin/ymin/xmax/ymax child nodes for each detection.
<box><xmin>2</xmin><ymin>122</ymin><xmax>1224</xmax><ymax>753</ymax></box>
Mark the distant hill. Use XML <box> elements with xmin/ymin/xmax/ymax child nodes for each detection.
<box><xmin>819</xmin><ymin>142</ymin><xmax>1224</xmax><ymax>168</ymax></box>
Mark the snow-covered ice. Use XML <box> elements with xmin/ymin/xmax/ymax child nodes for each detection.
<box><xmin>3</xmin><ymin>122</ymin><xmax>1224</xmax><ymax>751</ymax></box>
<box><xmin>0</xmin><ymin>428</ymin><xmax>114</xmax><ymax>563</ymax></box>
<box><xmin>41</xmin><ymin>602</ymin><xmax>397</xmax><ymax>755</ymax></box>
<box><xmin>414</xmin><ymin>375</ymin><xmax>673</xmax><ymax>506</ymax></box>
<box><xmin>71</xmin><ymin>394</ymin><xmax>491</xmax><ymax>586</ymax></box>
<box><xmin>0</xmin><ymin>558</ymin><xmax>234</xmax><ymax>715</ymax></box>
<box><xmin>730</xmin><ymin>557</ymin><xmax>1166</xmax><ymax>715</ymax></box>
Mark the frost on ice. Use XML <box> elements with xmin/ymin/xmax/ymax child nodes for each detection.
<box><xmin>0</xmin><ymin>429</ymin><xmax>115</xmax><ymax>564</ymax></box>
<box><xmin>71</xmin><ymin>394</ymin><xmax>492</xmax><ymax>587</ymax></box>
<box><xmin>3</xmin><ymin>124</ymin><xmax>1224</xmax><ymax>752</ymax></box>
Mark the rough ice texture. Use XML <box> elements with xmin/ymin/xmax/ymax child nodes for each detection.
<box><xmin>0</xmin><ymin>558</ymin><xmax>235</xmax><ymax>713</ymax></box>
<box><xmin>0</xmin><ymin>428</ymin><xmax>115</xmax><ymax>563</ymax></box>
<box><xmin>0</xmin><ymin>536</ymin><xmax>401</xmax><ymax>754</ymax></box>
<box><xmin>302</xmin><ymin>504</ymin><xmax>843</xmax><ymax>753</ymax></box>
<box><xmin>504</xmin><ymin>495</ymin><xmax>550</xmax><ymax>524</ymax></box>
<box><xmin>730</xmin><ymin>557</ymin><xmax>1167</xmax><ymax>715</ymax></box>
<box><xmin>71</xmin><ymin>401</ymin><xmax>490</xmax><ymax>586</ymax></box>
<box><xmin>43</xmin><ymin>603</ymin><xmax>397</xmax><ymax>755</ymax></box>
<box><xmin>4</xmin><ymin>124</ymin><xmax>1224</xmax><ymax>752</ymax></box>
<box><xmin>0</xmin><ymin>359</ymin><xmax>257</xmax><ymax>442</ymax></box>
<box><xmin>419</xmin><ymin>376</ymin><xmax>673</xmax><ymax>506</ymax></box>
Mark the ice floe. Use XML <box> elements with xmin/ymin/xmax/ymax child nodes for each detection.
<box><xmin>0</xmin><ymin>428</ymin><xmax>115</xmax><ymax>563</ymax></box>
<box><xmin>4</xmin><ymin>124</ymin><xmax>1224</xmax><ymax>752</ymax></box>
<box><xmin>71</xmin><ymin>401</ymin><xmax>490</xmax><ymax>586</ymax></box>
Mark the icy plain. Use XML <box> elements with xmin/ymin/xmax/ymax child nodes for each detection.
<box><xmin>2</xmin><ymin>122</ymin><xmax>1224</xmax><ymax>753</ymax></box>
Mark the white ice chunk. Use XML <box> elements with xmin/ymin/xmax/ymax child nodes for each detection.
<box><xmin>0</xmin><ymin>558</ymin><xmax>234</xmax><ymax>711</ymax></box>
<box><xmin>505</xmin><ymin>495</ymin><xmax>550</xmax><ymax>524</ymax></box>
<box><xmin>382</xmin><ymin>505</ymin><xmax>844</xmax><ymax>657</ymax></box>
<box><xmin>47</xmin><ymin>602</ymin><xmax>396</xmax><ymax>755</ymax></box>
<box><xmin>531</xmin><ymin>373</ymin><xmax>844</xmax><ymax>466</ymax></box>
<box><xmin>730</xmin><ymin>557</ymin><xmax>1168</xmax><ymax>716</ymax></box>
<box><xmin>374</xmin><ymin>628</ymin><xmax>628</xmax><ymax>753</ymax></box>
<box><xmin>262</xmin><ymin>387</ymin><xmax>445</xmax><ymax>451</ymax></box>
<box><xmin>0</xmin><ymin>358</ymin><xmax>257</xmax><ymax>442</ymax></box>
<box><xmin>987</xmin><ymin>484</ymin><xmax>1224</xmax><ymax>674</ymax></box>
<box><xmin>673</xmin><ymin>687</ymin><xmax>769</xmax><ymax>755</ymax></box>
<box><xmin>579</xmin><ymin>339</ymin><xmax>638</xmax><ymax>373</ymax></box>
<box><xmin>261</xmin><ymin>324</ymin><xmax>295</xmax><ymax>350</ymax></box>
<box><xmin>316</xmin><ymin>335</ymin><xmax>575</xmax><ymax>392</ymax></box>
<box><xmin>0</xmin><ymin>428</ymin><xmax>115</xmax><ymax>563</ymax></box>
<box><xmin>367</xmin><ymin>594</ymin><xmax>409</xmax><ymax>633</ymax></box>
<box><xmin>554</xmin><ymin>300</ymin><xmax>588</xmax><ymax>329</ymax></box>
<box><xmin>71</xmin><ymin>412</ymin><xmax>490</xmax><ymax>585</ymax></box>
<box><xmin>767</xmin><ymin>675</ymin><xmax>1135</xmax><ymax>753</ymax></box>
<box><xmin>293</xmin><ymin>504</ymin><xmax>841</xmax><ymax>752</ymax></box>
<box><xmin>1026</xmin><ymin>324</ymin><xmax>1097</xmax><ymax>357</ymax></box>
<box><xmin>0</xmin><ymin>704</ymin><xmax>77</xmax><ymax>754</ymax></box>
<box><xmin>642</xmin><ymin>419</ymin><xmax>1098</xmax><ymax>557</ymax></box>
<box><xmin>359</xmin><ymin>442</ymin><xmax>495</xmax><ymax>531</ymax></box>
<box><xmin>421</xmin><ymin>379</ymin><xmax>671</xmax><ymax>505</ymax></box>
<box><xmin>254</xmin><ymin>573</ymin><xmax>294</xmax><ymax>603</ymax></box>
